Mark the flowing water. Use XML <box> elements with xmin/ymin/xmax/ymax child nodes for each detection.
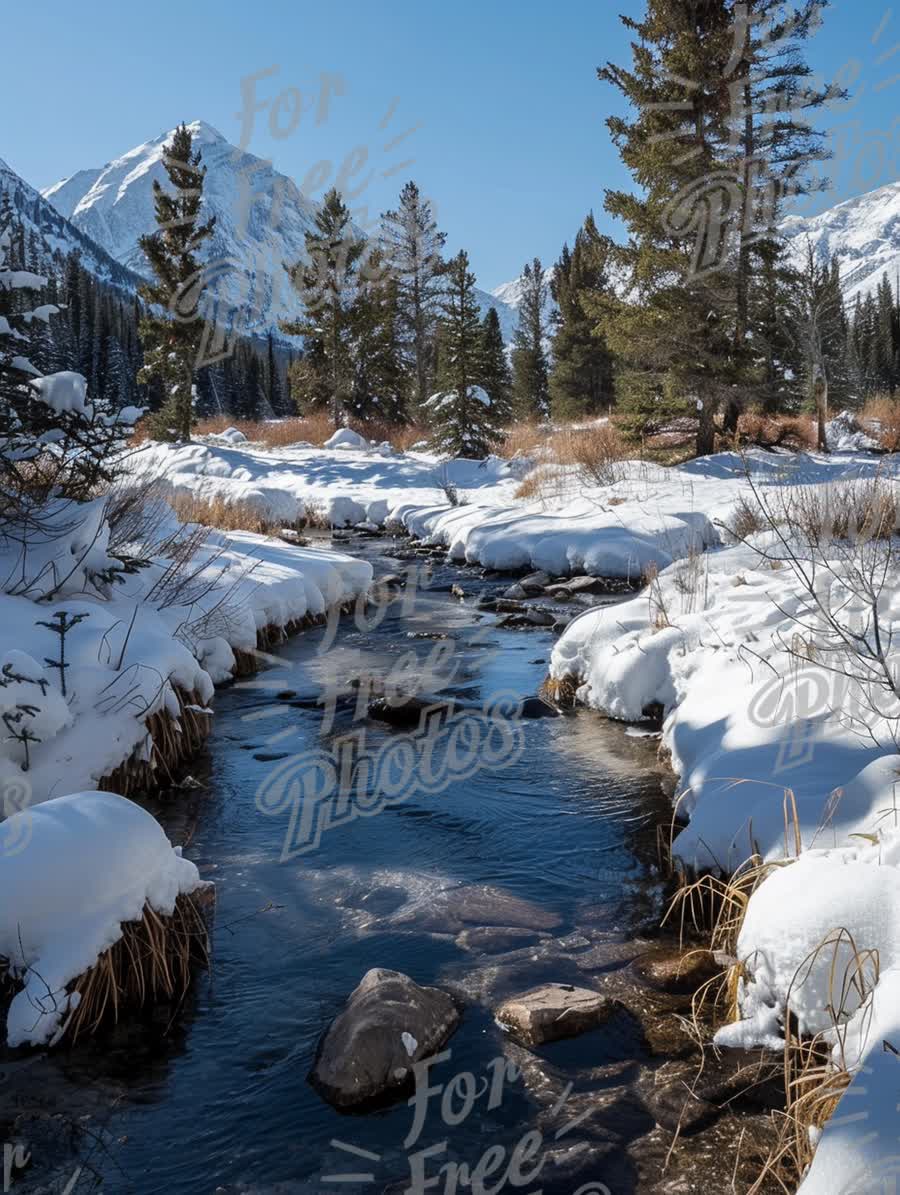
<box><xmin>4</xmin><ymin>536</ymin><xmax>763</xmax><ymax>1195</ymax></box>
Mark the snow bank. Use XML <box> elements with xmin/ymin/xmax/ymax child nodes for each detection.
<box><xmin>825</xmin><ymin>409</ymin><xmax>878</xmax><ymax>453</ymax></box>
<box><xmin>134</xmin><ymin>437</ymin><xmax>521</xmax><ymax>531</ymax></box>
<box><xmin>549</xmin><ymin>465</ymin><xmax>900</xmax><ymax>1189</ymax></box>
<box><xmin>324</xmin><ymin>427</ymin><xmax>369</xmax><ymax>451</ymax></box>
<box><xmin>0</xmin><ymin>508</ymin><xmax>371</xmax><ymax>807</ymax></box>
<box><xmin>0</xmin><ymin>791</ymin><xmax>207</xmax><ymax>1047</ymax></box>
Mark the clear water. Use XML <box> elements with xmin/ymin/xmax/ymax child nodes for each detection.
<box><xmin>6</xmin><ymin>539</ymin><xmax>674</xmax><ymax>1194</ymax></box>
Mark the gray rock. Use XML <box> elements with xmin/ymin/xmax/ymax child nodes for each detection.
<box><xmin>309</xmin><ymin>968</ymin><xmax>460</xmax><ymax>1108</ymax></box>
<box><xmin>503</xmin><ymin>583</ymin><xmax>528</xmax><ymax>600</ymax></box>
<box><xmin>519</xmin><ymin>570</ymin><xmax>551</xmax><ymax>594</ymax></box>
<box><xmin>566</xmin><ymin>575</ymin><xmax>610</xmax><ymax>595</ymax></box>
<box><xmin>495</xmin><ymin>983</ymin><xmax>616</xmax><ymax>1046</ymax></box>
<box><xmin>526</xmin><ymin>609</ymin><xmax>556</xmax><ymax>626</ymax></box>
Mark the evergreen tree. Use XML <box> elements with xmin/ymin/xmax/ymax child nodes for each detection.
<box><xmin>599</xmin><ymin>0</ymin><xmax>739</xmax><ymax>455</ymax></box>
<box><xmin>0</xmin><ymin>207</ymin><xmax>137</xmax><ymax>515</ymax></box>
<box><xmin>511</xmin><ymin>259</ymin><xmax>550</xmax><ymax>420</ymax></box>
<box><xmin>427</xmin><ymin>251</ymin><xmax>503</xmax><ymax>457</ymax></box>
<box><xmin>281</xmin><ymin>187</ymin><xmax>366</xmax><ymax>427</ymax></box>
<box><xmin>478</xmin><ymin>307</ymin><xmax>512</xmax><ymax>421</ymax></box>
<box><xmin>137</xmin><ymin>123</ymin><xmax>216</xmax><ymax>442</ymax></box>
<box><xmin>722</xmin><ymin>0</ymin><xmax>844</xmax><ymax>430</ymax></box>
<box><xmin>550</xmin><ymin>215</ymin><xmax>616</xmax><ymax>419</ymax></box>
<box><xmin>379</xmin><ymin>181</ymin><xmax>447</xmax><ymax>412</ymax></box>
<box><xmin>351</xmin><ymin>248</ymin><xmax>408</xmax><ymax>424</ymax></box>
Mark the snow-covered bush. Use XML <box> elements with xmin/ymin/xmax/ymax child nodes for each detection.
<box><xmin>0</xmin><ymin>213</ymin><xmax>141</xmax><ymax>508</ymax></box>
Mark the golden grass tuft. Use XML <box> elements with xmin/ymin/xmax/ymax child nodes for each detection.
<box><xmin>58</xmin><ymin>888</ymin><xmax>212</xmax><ymax>1043</ymax></box>
<box><xmin>860</xmin><ymin>394</ymin><xmax>900</xmax><ymax>452</ymax></box>
<box><xmin>167</xmin><ymin>492</ymin><xmax>292</xmax><ymax>536</ymax></box>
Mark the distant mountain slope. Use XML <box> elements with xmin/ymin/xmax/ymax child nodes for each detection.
<box><xmin>43</xmin><ymin>121</ymin><xmax>518</xmax><ymax>342</ymax></box>
<box><xmin>778</xmin><ymin>183</ymin><xmax>900</xmax><ymax>303</ymax></box>
<box><xmin>1</xmin><ymin>156</ymin><xmax>143</xmax><ymax>293</ymax></box>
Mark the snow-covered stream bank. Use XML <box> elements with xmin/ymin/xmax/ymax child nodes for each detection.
<box><xmin>550</xmin><ymin>513</ymin><xmax>900</xmax><ymax>1191</ymax></box>
<box><xmin>1</xmin><ymin>537</ymin><xmax>784</xmax><ymax>1194</ymax></box>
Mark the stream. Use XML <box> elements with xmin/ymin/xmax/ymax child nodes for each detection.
<box><xmin>3</xmin><ymin>534</ymin><xmax>778</xmax><ymax>1194</ymax></box>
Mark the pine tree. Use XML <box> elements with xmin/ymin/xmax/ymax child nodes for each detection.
<box><xmin>137</xmin><ymin>123</ymin><xmax>216</xmax><ymax>442</ymax></box>
<box><xmin>281</xmin><ymin>187</ymin><xmax>366</xmax><ymax>427</ymax></box>
<box><xmin>550</xmin><ymin>215</ymin><xmax>616</xmax><ymax>420</ymax></box>
<box><xmin>379</xmin><ymin>181</ymin><xmax>447</xmax><ymax>412</ymax></box>
<box><xmin>351</xmin><ymin>248</ymin><xmax>408</xmax><ymax>424</ymax></box>
<box><xmin>722</xmin><ymin>0</ymin><xmax>844</xmax><ymax>431</ymax></box>
<box><xmin>427</xmin><ymin>251</ymin><xmax>503</xmax><ymax>458</ymax></box>
<box><xmin>478</xmin><ymin>307</ymin><xmax>512</xmax><ymax>422</ymax></box>
<box><xmin>511</xmin><ymin>259</ymin><xmax>550</xmax><ymax>420</ymax></box>
<box><xmin>599</xmin><ymin>0</ymin><xmax>738</xmax><ymax>455</ymax></box>
<box><xmin>0</xmin><ymin>205</ymin><xmax>138</xmax><ymax>516</ymax></box>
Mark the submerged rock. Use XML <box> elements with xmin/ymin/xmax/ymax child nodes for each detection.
<box><xmin>392</xmin><ymin>883</ymin><xmax>562</xmax><ymax>934</ymax></box>
<box><xmin>308</xmin><ymin>968</ymin><xmax>460</xmax><ymax>1109</ymax></box>
<box><xmin>495</xmin><ymin>983</ymin><xmax>616</xmax><ymax>1046</ymax></box>
<box><xmin>632</xmin><ymin>947</ymin><xmax>721</xmax><ymax>995</ymax></box>
<box><xmin>519</xmin><ymin>696</ymin><xmax>561</xmax><ymax>719</ymax></box>
<box><xmin>456</xmin><ymin>926</ymin><xmax>548</xmax><ymax>953</ymax></box>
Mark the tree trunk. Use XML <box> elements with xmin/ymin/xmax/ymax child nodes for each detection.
<box><xmin>696</xmin><ymin>397</ymin><xmax>716</xmax><ymax>456</ymax></box>
<box><xmin>814</xmin><ymin>365</ymin><xmax>828</xmax><ymax>453</ymax></box>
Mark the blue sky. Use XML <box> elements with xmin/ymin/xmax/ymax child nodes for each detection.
<box><xmin>3</xmin><ymin>0</ymin><xmax>898</xmax><ymax>290</ymax></box>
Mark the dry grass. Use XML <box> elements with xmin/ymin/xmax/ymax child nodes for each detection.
<box><xmin>167</xmin><ymin>491</ymin><xmax>289</xmax><ymax>536</ymax></box>
<box><xmin>749</xmin><ymin>927</ymin><xmax>880</xmax><ymax>1192</ymax></box>
<box><xmin>735</xmin><ymin>411</ymin><xmax>816</xmax><ymax>452</ymax></box>
<box><xmin>512</xmin><ymin>421</ymin><xmax>629</xmax><ymax>500</ymax></box>
<box><xmin>184</xmin><ymin>414</ymin><xmax>429</xmax><ymax>453</ymax></box>
<box><xmin>57</xmin><ymin>888</ymin><xmax>211</xmax><ymax>1043</ymax></box>
<box><xmin>500</xmin><ymin>421</ymin><xmax>552</xmax><ymax>460</ymax></box>
<box><xmin>861</xmin><ymin>395</ymin><xmax>900</xmax><ymax>451</ymax></box>
<box><xmin>551</xmin><ymin>422</ymin><xmax>628</xmax><ymax>484</ymax></box>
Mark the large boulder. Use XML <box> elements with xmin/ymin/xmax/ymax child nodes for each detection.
<box><xmin>495</xmin><ymin>983</ymin><xmax>616</xmax><ymax>1046</ymax></box>
<box><xmin>309</xmin><ymin>968</ymin><xmax>460</xmax><ymax>1108</ymax></box>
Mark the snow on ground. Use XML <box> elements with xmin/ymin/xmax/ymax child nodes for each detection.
<box><xmin>548</xmin><ymin>460</ymin><xmax>900</xmax><ymax>1191</ymax></box>
<box><xmin>0</xmin><ymin>495</ymin><xmax>371</xmax><ymax>811</ymax></box>
<box><xmin>133</xmin><ymin>434</ymin><xmax>524</xmax><ymax>529</ymax></box>
<box><xmin>0</xmin><ymin>791</ymin><xmax>208</xmax><ymax>1047</ymax></box>
<box><xmin>137</xmin><ymin>435</ymin><xmax>897</xmax><ymax>579</ymax></box>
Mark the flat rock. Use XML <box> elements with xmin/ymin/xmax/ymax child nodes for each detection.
<box><xmin>308</xmin><ymin>968</ymin><xmax>460</xmax><ymax>1109</ymax></box>
<box><xmin>496</xmin><ymin>983</ymin><xmax>616</xmax><ymax>1046</ymax></box>
<box><xmin>566</xmin><ymin>575</ymin><xmax>612</xmax><ymax>595</ymax></box>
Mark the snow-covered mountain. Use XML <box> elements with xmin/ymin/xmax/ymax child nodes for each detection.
<box><xmin>779</xmin><ymin>183</ymin><xmax>900</xmax><ymax>304</ymax></box>
<box><xmin>0</xmin><ymin>156</ymin><xmax>142</xmax><ymax>293</ymax></box>
<box><xmin>42</xmin><ymin>120</ymin><xmax>518</xmax><ymax>342</ymax></box>
<box><xmin>490</xmin><ymin>266</ymin><xmax>556</xmax><ymax>339</ymax></box>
